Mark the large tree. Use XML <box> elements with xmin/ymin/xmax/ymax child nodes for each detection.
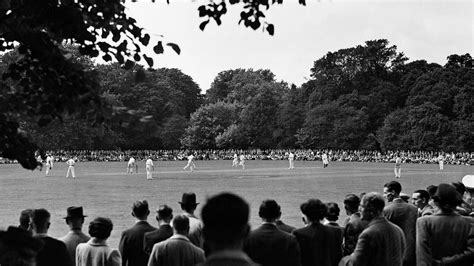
<box><xmin>0</xmin><ymin>0</ymin><xmax>306</xmax><ymax>169</ymax></box>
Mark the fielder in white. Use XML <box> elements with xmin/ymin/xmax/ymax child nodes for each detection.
<box><xmin>232</xmin><ymin>153</ymin><xmax>239</xmax><ymax>167</ymax></box>
<box><xmin>394</xmin><ymin>155</ymin><xmax>402</xmax><ymax>178</ymax></box>
<box><xmin>145</xmin><ymin>157</ymin><xmax>154</xmax><ymax>180</ymax></box>
<box><xmin>438</xmin><ymin>153</ymin><xmax>444</xmax><ymax>170</ymax></box>
<box><xmin>239</xmin><ymin>154</ymin><xmax>246</xmax><ymax>170</ymax></box>
<box><xmin>45</xmin><ymin>154</ymin><xmax>54</xmax><ymax>176</ymax></box>
<box><xmin>288</xmin><ymin>151</ymin><xmax>295</xmax><ymax>169</ymax></box>
<box><xmin>183</xmin><ymin>153</ymin><xmax>195</xmax><ymax>172</ymax></box>
<box><xmin>66</xmin><ymin>158</ymin><xmax>76</xmax><ymax>178</ymax></box>
<box><xmin>322</xmin><ymin>153</ymin><xmax>329</xmax><ymax>168</ymax></box>
<box><xmin>127</xmin><ymin>157</ymin><xmax>136</xmax><ymax>174</ymax></box>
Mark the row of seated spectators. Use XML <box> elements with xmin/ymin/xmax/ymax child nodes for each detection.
<box><xmin>1</xmin><ymin>178</ymin><xmax>473</xmax><ymax>266</ymax></box>
<box><xmin>2</xmin><ymin>149</ymin><xmax>473</xmax><ymax>165</ymax></box>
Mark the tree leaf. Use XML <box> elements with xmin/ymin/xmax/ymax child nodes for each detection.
<box><xmin>266</xmin><ymin>24</ymin><xmax>274</xmax><ymax>35</ymax></box>
<box><xmin>140</xmin><ymin>33</ymin><xmax>150</xmax><ymax>46</ymax></box>
<box><xmin>199</xmin><ymin>20</ymin><xmax>210</xmax><ymax>31</ymax></box>
<box><xmin>153</xmin><ymin>41</ymin><xmax>164</xmax><ymax>54</ymax></box>
<box><xmin>134</xmin><ymin>53</ymin><xmax>140</xmax><ymax>61</ymax></box>
<box><xmin>198</xmin><ymin>5</ymin><xmax>207</xmax><ymax>17</ymax></box>
<box><xmin>124</xmin><ymin>60</ymin><xmax>135</xmax><ymax>70</ymax></box>
<box><xmin>143</xmin><ymin>54</ymin><xmax>154</xmax><ymax>67</ymax></box>
<box><xmin>167</xmin><ymin>43</ymin><xmax>181</xmax><ymax>55</ymax></box>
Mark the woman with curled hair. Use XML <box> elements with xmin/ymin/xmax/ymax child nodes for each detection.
<box><xmin>76</xmin><ymin>217</ymin><xmax>121</xmax><ymax>266</ymax></box>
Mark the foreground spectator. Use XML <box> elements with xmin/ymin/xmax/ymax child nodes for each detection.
<box><xmin>462</xmin><ymin>174</ymin><xmax>474</xmax><ymax>215</ymax></box>
<box><xmin>200</xmin><ymin>192</ymin><xmax>257</xmax><ymax>265</ymax></box>
<box><xmin>119</xmin><ymin>200</ymin><xmax>157</xmax><ymax>266</ymax></box>
<box><xmin>293</xmin><ymin>199</ymin><xmax>342</xmax><ymax>266</ymax></box>
<box><xmin>76</xmin><ymin>217</ymin><xmax>121</xmax><ymax>266</ymax></box>
<box><xmin>411</xmin><ymin>190</ymin><xmax>433</xmax><ymax>217</ymax></box>
<box><xmin>416</xmin><ymin>183</ymin><xmax>474</xmax><ymax>265</ymax></box>
<box><xmin>179</xmin><ymin>192</ymin><xmax>204</xmax><ymax>248</ymax></box>
<box><xmin>244</xmin><ymin>199</ymin><xmax>301</xmax><ymax>266</ymax></box>
<box><xmin>143</xmin><ymin>204</ymin><xmax>174</xmax><ymax>255</ymax></box>
<box><xmin>451</xmin><ymin>181</ymin><xmax>473</xmax><ymax>215</ymax></box>
<box><xmin>0</xmin><ymin>226</ymin><xmax>43</xmax><ymax>266</ymax></box>
<box><xmin>59</xmin><ymin>206</ymin><xmax>90</xmax><ymax>266</ymax></box>
<box><xmin>325</xmin><ymin>202</ymin><xmax>343</xmax><ymax>229</ymax></box>
<box><xmin>148</xmin><ymin>214</ymin><xmax>205</xmax><ymax>266</ymax></box>
<box><xmin>342</xmin><ymin>194</ymin><xmax>368</xmax><ymax>256</ymax></box>
<box><xmin>18</xmin><ymin>209</ymin><xmax>32</xmax><ymax>232</ymax></box>
<box><xmin>383</xmin><ymin>181</ymin><xmax>417</xmax><ymax>266</ymax></box>
<box><xmin>31</xmin><ymin>208</ymin><xmax>72</xmax><ymax>266</ymax></box>
<box><xmin>341</xmin><ymin>192</ymin><xmax>406</xmax><ymax>266</ymax></box>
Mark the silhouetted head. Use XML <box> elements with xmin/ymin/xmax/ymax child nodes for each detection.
<box><xmin>201</xmin><ymin>192</ymin><xmax>250</xmax><ymax>251</ymax></box>
<box><xmin>258</xmin><ymin>199</ymin><xmax>281</xmax><ymax>222</ymax></box>
<box><xmin>300</xmin><ymin>199</ymin><xmax>327</xmax><ymax>223</ymax></box>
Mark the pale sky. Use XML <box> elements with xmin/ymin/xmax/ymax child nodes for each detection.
<box><xmin>124</xmin><ymin>0</ymin><xmax>473</xmax><ymax>92</ymax></box>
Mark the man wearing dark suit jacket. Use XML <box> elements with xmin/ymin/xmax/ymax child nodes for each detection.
<box><xmin>31</xmin><ymin>208</ymin><xmax>73</xmax><ymax>266</ymax></box>
<box><xmin>292</xmin><ymin>198</ymin><xmax>343</xmax><ymax>266</ymax></box>
<box><xmin>244</xmin><ymin>199</ymin><xmax>301</xmax><ymax>266</ymax></box>
<box><xmin>148</xmin><ymin>214</ymin><xmax>205</xmax><ymax>266</ymax></box>
<box><xmin>383</xmin><ymin>181</ymin><xmax>418</xmax><ymax>266</ymax></box>
<box><xmin>143</xmin><ymin>204</ymin><xmax>174</xmax><ymax>255</ymax></box>
<box><xmin>120</xmin><ymin>200</ymin><xmax>157</xmax><ymax>266</ymax></box>
<box><xmin>340</xmin><ymin>192</ymin><xmax>406</xmax><ymax>266</ymax></box>
<box><xmin>417</xmin><ymin>183</ymin><xmax>474</xmax><ymax>266</ymax></box>
<box><xmin>342</xmin><ymin>194</ymin><xmax>368</xmax><ymax>256</ymax></box>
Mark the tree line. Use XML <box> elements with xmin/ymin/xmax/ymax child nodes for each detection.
<box><xmin>2</xmin><ymin>40</ymin><xmax>473</xmax><ymax>156</ymax></box>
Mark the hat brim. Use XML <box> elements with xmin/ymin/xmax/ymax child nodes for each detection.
<box><xmin>178</xmin><ymin>202</ymin><xmax>199</xmax><ymax>206</ymax></box>
<box><xmin>63</xmin><ymin>215</ymin><xmax>87</xmax><ymax>219</ymax></box>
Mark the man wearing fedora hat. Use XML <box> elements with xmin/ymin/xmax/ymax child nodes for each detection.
<box><xmin>416</xmin><ymin>183</ymin><xmax>474</xmax><ymax>266</ymax></box>
<box><xmin>59</xmin><ymin>206</ymin><xmax>90</xmax><ymax>266</ymax></box>
<box><xmin>179</xmin><ymin>192</ymin><xmax>204</xmax><ymax>248</ymax></box>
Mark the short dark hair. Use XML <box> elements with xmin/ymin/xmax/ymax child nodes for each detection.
<box><xmin>300</xmin><ymin>199</ymin><xmax>327</xmax><ymax>222</ymax></box>
<box><xmin>426</xmin><ymin>185</ymin><xmax>438</xmax><ymax>197</ymax></box>
<box><xmin>258</xmin><ymin>199</ymin><xmax>281</xmax><ymax>221</ymax></box>
<box><xmin>384</xmin><ymin>181</ymin><xmax>402</xmax><ymax>194</ymax></box>
<box><xmin>31</xmin><ymin>209</ymin><xmax>50</xmax><ymax>229</ymax></box>
<box><xmin>413</xmin><ymin>189</ymin><xmax>430</xmax><ymax>202</ymax></box>
<box><xmin>172</xmin><ymin>214</ymin><xmax>189</xmax><ymax>232</ymax></box>
<box><xmin>201</xmin><ymin>192</ymin><xmax>249</xmax><ymax>245</ymax></box>
<box><xmin>325</xmin><ymin>202</ymin><xmax>340</xmax><ymax>221</ymax></box>
<box><xmin>451</xmin><ymin>182</ymin><xmax>466</xmax><ymax>195</ymax></box>
<box><xmin>132</xmin><ymin>200</ymin><xmax>149</xmax><ymax>217</ymax></box>
<box><xmin>362</xmin><ymin>192</ymin><xmax>385</xmax><ymax>212</ymax></box>
<box><xmin>343</xmin><ymin>194</ymin><xmax>360</xmax><ymax>212</ymax></box>
<box><xmin>89</xmin><ymin>217</ymin><xmax>113</xmax><ymax>240</ymax></box>
<box><xmin>19</xmin><ymin>209</ymin><xmax>33</xmax><ymax>229</ymax></box>
<box><xmin>157</xmin><ymin>205</ymin><xmax>173</xmax><ymax>220</ymax></box>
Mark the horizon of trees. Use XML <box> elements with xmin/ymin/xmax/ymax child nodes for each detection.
<box><xmin>4</xmin><ymin>39</ymin><xmax>471</xmax><ymax>154</ymax></box>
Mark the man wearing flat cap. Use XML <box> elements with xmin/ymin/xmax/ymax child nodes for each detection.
<box><xmin>120</xmin><ymin>200</ymin><xmax>157</xmax><ymax>266</ymax></box>
<box><xmin>59</xmin><ymin>206</ymin><xmax>90</xmax><ymax>266</ymax></box>
<box><xmin>143</xmin><ymin>204</ymin><xmax>174</xmax><ymax>255</ymax></box>
<box><xmin>180</xmin><ymin>192</ymin><xmax>204</xmax><ymax>248</ymax></box>
<box><xmin>416</xmin><ymin>183</ymin><xmax>474</xmax><ymax>266</ymax></box>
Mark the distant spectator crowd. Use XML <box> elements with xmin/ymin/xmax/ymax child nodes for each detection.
<box><xmin>1</xmin><ymin>175</ymin><xmax>474</xmax><ymax>266</ymax></box>
<box><xmin>1</xmin><ymin>149</ymin><xmax>473</xmax><ymax>165</ymax></box>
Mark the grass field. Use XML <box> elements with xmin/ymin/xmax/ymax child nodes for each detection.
<box><xmin>0</xmin><ymin>160</ymin><xmax>471</xmax><ymax>248</ymax></box>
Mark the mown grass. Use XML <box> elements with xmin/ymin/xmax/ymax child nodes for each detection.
<box><xmin>0</xmin><ymin>160</ymin><xmax>470</xmax><ymax>248</ymax></box>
